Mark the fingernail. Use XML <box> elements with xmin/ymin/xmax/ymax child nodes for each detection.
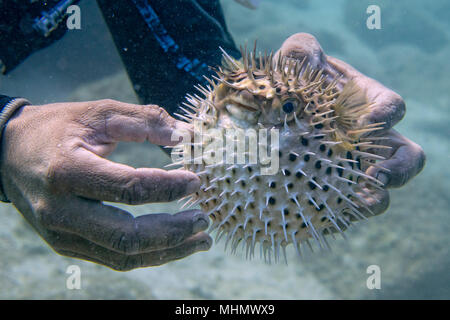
<box><xmin>192</xmin><ymin>212</ymin><xmax>209</xmax><ymax>233</ymax></box>
<box><xmin>185</xmin><ymin>176</ymin><xmax>200</xmax><ymax>195</ymax></box>
<box><xmin>376</xmin><ymin>172</ymin><xmax>390</xmax><ymax>186</ymax></box>
<box><xmin>196</xmin><ymin>237</ymin><xmax>212</xmax><ymax>251</ymax></box>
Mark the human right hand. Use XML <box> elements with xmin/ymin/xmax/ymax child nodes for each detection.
<box><xmin>275</xmin><ymin>33</ymin><xmax>426</xmax><ymax>217</ymax></box>
<box><xmin>0</xmin><ymin>99</ymin><xmax>211</xmax><ymax>271</ymax></box>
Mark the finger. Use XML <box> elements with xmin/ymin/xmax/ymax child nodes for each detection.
<box><xmin>366</xmin><ymin>129</ymin><xmax>426</xmax><ymax>188</ymax></box>
<box><xmin>326</xmin><ymin>56</ymin><xmax>406</xmax><ymax>130</ymax></box>
<box><xmin>274</xmin><ymin>33</ymin><xmax>327</xmax><ymax>70</ymax></box>
<box><xmin>330</xmin><ymin>186</ymin><xmax>389</xmax><ymax>235</ymax></box>
<box><xmin>358</xmin><ymin>186</ymin><xmax>390</xmax><ymax>218</ymax></box>
<box><xmin>274</xmin><ymin>33</ymin><xmax>406</xmax><ymax>130</ymax></box>
<box><xmin>274</xmin><ymin>33</ymin><xmax>350</xmax><ymax>88</ymax></box>
<box><xmin>49</xmin><ymin>147</ymin><xmax>199</xmax><ymax>204</ymax></box>
<box><xmin>49</xmin><ymin>231</ymin><xmax>212</xmax><ymax>271</ymax></box>
<box><xmin>40</xmin><ymin>197</ymin><xmax>210</xmax><ymax>256</ymax></box>
<box><xmin>78</xmin><ymin>99</ymin><xmax>193</xmax><ymax>147</ymax></box>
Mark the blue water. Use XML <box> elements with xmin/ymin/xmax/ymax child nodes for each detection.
<box><xmin>0</xmin><ymin>0</ymin><xmax>448</xmax><ymax>299</ymax></box>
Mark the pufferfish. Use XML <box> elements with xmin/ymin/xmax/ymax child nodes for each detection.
<box><xmin>170</xmin><ymin>45</ymin><xmax>388</xmax><ymax>263</ymax></box>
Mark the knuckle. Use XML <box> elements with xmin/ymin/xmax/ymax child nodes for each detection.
<box><xmin>376</xmin><ymin>190</ymin><xmax>390</xmax><ymax>214</ymax></box>
<box><xmin>96</xmin><ymin>99</ymin><xmax>118</xmax><ymax>109</ymax></box>
<box><xmin>156</xmin><ymin>107</ymin><xmax>169</xmax><ymax>124</ymax></box>
<box><xmin>167</xmin><ymin>188</ymin><xmax>176</xmax><ymax>202</ymax></box>
<box><xmin>114</xmin><ymin>259</ymin><xmax>133</xmax><ymax>271</ymax></box>
<box><xmin>148</xmin><ymin>105</ymin><xmax>172</xmax><ymax>128</ymax></box>
<box><xmin>41</xmin><ymin>230</ymin><xmax>62</xmax><ymax>249</ymax></box>
<box><xmin>281</xmin><ymin>33</ymin><xmax>324</xmax><ymax>65</ymax></box>
<box><xmin>51</xmin><ymin>247</ymin><xmax>73</xmax><ymax>259</ymax></box>
<box><xmin>46</xmin><ymin>158</ymin><xmax>67</xmax><ymax>190</ymax></box>
<box><xmin>52</xmin><ymin>245</ymin><xmax>71</xmax><ymax>257</ymax></box>
<box><xmin>392</xmin><ymin>141</ymin><xmax>426</xmax><ymax>187</ymax></box>
<box><xmin>391</xmin><ymin>95</ymin><xmax>406</xmax><ymax>123</ymax></box>
<box><xmin>121</xmin><ymin>177</ymin><xmax>146</xmax><ymax>205</ymax></box>
<box><xmin>115</xmin><ymin>255</ymin><xmax>142</xmax><ymax>271</ymax></box>
<box><xmin>389</xmin><ymin>162</ymin><xmax>410</xmax><ymax>188</ymax></box>
<box><xmin>88</xmin><ymin>99</ymin><xmax>121</xmax><ymax>118</ymax></box>
<box><xmin>393</xmin><ymin>95</ymin><xmax>406</xmax><ymax>113</ymax></box>
<box><xmin>415</xmin><ymin>146</ymin><xmax>426</xmax><ymax>173</ymax></box>
<box><xmin>32</xmin><ymin>200</ymin><xmax>55</xmax><ymax>228</ymax></box>
<box><xmin>109</xmin><ymin>227</ymin><xmax>141</xmax><ymax>255</ymax></box>
<box><xmin>373</xmin><ymin>94</ymin><xmax>406</xmax><ymax>129</ymax></box>
<box><xmin>99</xmin><ymin>98</ymin><xmax>116</xmax><ymax>105</ymax></box>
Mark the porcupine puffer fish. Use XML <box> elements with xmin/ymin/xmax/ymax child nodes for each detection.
<box><xmin>170</xmin><ymin>44</ymin><xmax>388</xmax><ymax>263</ymax></box>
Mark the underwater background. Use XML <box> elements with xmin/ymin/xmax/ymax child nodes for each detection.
<box><xmin>0</xmin><ymin>0</ymin><xmax>448</xmax><ymax>299</ymax></box>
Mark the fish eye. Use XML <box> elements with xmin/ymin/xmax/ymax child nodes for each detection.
<box><xmin>282</xmin><ymin>101</ymin><xmax>296</xmax><ymax>113</ymax></box>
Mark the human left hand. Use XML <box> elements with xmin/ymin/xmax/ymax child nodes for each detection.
<box><xmin>0</xmin><ymin>99</ymin><xmax>211</xmax><ymax>270</ymax></box>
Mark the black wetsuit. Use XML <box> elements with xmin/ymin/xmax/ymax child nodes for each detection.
<box><xmin>0</xmin><ymin>0</ymin><xmax>240</xmax><ymax>115</ymax></box>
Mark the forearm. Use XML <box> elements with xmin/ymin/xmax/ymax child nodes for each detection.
<box><xmin>96</xmin><ymin>0</ymin><xmax>240</xmax><ymax>116</ymax></box>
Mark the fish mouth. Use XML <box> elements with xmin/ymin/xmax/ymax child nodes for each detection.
<box><xmin>228</xmin><ymin>97</ymin><xmax>259</xmax><ymax>112</ymax></box>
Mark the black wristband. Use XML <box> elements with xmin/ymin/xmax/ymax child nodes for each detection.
<box><xmin>0</xmin><ymin>95</ymin><xmax>32</xmax><ymax>203</ymax></box>
<box><xmin>0</xmin><ymin>95</ymin><xmax>15</xmax><ymax>110</ymax></box>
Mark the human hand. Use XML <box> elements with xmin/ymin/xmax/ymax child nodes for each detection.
<box><xmin>0</xmin><ymin>99</ymin><xmax>211</xmax><ymax>270</ymax></box>
<box><xmin>275</xmin><ymin>33</ymin><xmax>425</xmax><ymax>216</ymax></box>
